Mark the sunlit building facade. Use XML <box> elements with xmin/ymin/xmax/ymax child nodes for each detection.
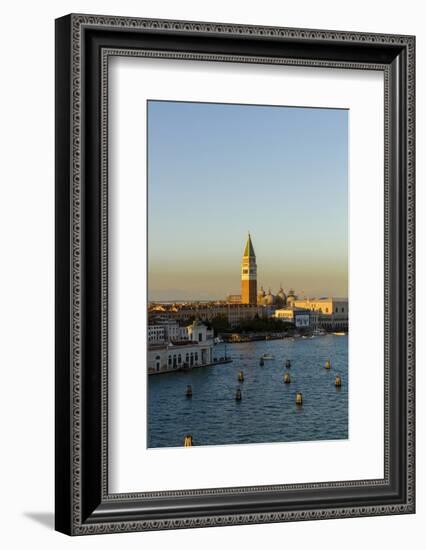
<box><xmin>147</xmin><ymin>320</ymin><xmax>215</xmax><ymax>373</ymax></box>
<box><xmin>292</xmin><ymin>298</ymin><xmax>348</xmax><ymax>330</ymax></box>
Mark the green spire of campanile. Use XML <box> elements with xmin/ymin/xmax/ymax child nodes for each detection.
<box><xmin>243</xmin><ymin>232</ymin><xmax>256</xmax><ymax>258</ymax></box>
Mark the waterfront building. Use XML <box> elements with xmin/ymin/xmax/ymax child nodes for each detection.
<box><xmin>241</xmin><ymin>233</ymin><xmax>257</xmax><ymax>305</ymax></box>
<box><xmin>148</xmin><ymin>320</ymin><xmax>188</xmax><ymax>345</ymax></box>
<box><xmin>147</xmin><ymin>320</ymin><xmax>215</xmax><ymax>374</ymax></box>
<box><xmin>274</xmin><ymin>308</ymin><xmax>296</xmax><ymax>322</ymax></box>
<box><xmin>274</xmin><ymin>307</ymin><xmax>318</xmax><ymax>328</ymax></box>
<box><xmin>292</xmin><ymin>297</ymin><xmax>348</xmax><ymax>331</ymax></box>
<box><xmin>148</xmin><ymin>325</ymin><xmax>166</xmax><ymax>345</ymax></box>
<box><xmin>186</xmin><ymin>318</ymin><xmax>214</xmax><ymax>343</ymax></box>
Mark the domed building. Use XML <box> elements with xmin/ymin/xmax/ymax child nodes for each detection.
<box><xmin>286</xmin><ymin>289</ymin><xmax>297</xmax><ymax>307</ymax></box>
<box><xmin>257</xmin><ymin>286</ymin><xmax>266</xmax><ymax>305</ymax></box>
<box><xmin>263</xmin><ymin>288</ymin><xmax>275</xmax><ymax>306</ymax></box>
<box><xmin>256</xmin><ymin>286</ymin><xmax>288</xmax><ymax>307</ymax></box>
<box><xmin>275</xmin><ymin>286</ymin><xmax>287</xmax><ymax>308</ymax></box>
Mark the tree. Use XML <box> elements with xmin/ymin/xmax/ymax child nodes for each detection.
<box><xmin>210</xmin><ymin>314</ymin><xmax>231</xmax><ymax>335</ymax></box>
<box><xmin>234</xmin><ymin>317</ymin><xmax>292</xmax><ymax>333</ymax></box>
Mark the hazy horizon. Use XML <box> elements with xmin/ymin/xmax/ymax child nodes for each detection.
<box><xmin>148</xmin><ymin>100</ymin><xmax>348</xmax><ymax>301</ymax></box>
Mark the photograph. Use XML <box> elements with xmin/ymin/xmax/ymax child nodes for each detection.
<box><xmin>147</xmin><ymin>100</ymin><xmax>349</xmax><ymax>448</ymax></box>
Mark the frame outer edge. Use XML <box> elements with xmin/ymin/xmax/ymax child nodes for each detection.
<box><xmin>55</xmin><ymin>14</ymin><xmax>73</xmax><ymax>536</ymax></box>
<box><xmin>60</xmin><ymin>13</ymin><xmax>415</xmax><ymax>535</ymax></box>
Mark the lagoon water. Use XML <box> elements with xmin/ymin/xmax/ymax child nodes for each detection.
<box><xmin>148</xmin><ymin>334</ymin><xmax>348</xmax><ymax>448</ymax></box>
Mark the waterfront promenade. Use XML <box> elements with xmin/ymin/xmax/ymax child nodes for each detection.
<box><xmin>148</xmin><ymin>355</ymin><xmax>232</xmax><ymax>375</ymax></box>
<box><xmin>148</xmin><ymin>334</ymin><xmax>348</xmax><ymax>448</ymax></box>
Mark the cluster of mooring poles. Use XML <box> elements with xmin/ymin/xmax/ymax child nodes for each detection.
<box><xmin>324</xmin><ymin>360</ymin><xmax>343</xmax><ymax>387</ymax></box>
<box><xmin>182</xmin><ymin>357</ymin><xmax>343</xmax><ymax>445</ymax></box>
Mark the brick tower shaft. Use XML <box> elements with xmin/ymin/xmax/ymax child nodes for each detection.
<box><xmin>241</xmin><ymin>233</ymin><xmax>257</xmax><ymax>305</ymax></box>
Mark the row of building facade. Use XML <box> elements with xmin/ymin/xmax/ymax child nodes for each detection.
<box><xmin>149</xmin><ymin>296</ymin><xmax>348</xmax><ymax>332</ymax></box>
<box><xmin>273</xmin><ymin>297</ymin><xmax>348</xmax><ymax>331</ymax></box>
<box><xmin>148</xmin><ymin>319</ymin><xmax>217</xmax><ymax>374</ymax></box>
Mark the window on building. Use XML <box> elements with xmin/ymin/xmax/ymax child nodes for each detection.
<box><xmin>198</xmin><ymin>333</ymin><xmax>203</xmax><ymax>342</ymax></box>
<box><xmin>342</xmin><ymin>307</ymin><xmax>345</xmax><ymax>313</ymax></box>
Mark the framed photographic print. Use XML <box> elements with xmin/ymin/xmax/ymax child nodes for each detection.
<box><xmin>55</xmin><ymin>14</ymin><xmax>415</xmax><ymax>535</ymax></box>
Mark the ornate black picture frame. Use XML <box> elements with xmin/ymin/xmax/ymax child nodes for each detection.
<box><xmin>55</xmin><ymin>14</ymin><xmax>415</xmax><ymax>535</ymax></box>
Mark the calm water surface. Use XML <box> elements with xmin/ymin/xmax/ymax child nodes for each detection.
<box><xmin>148</xmin><ymin>335</ymin><xmax>348</xmax><ymax>448</ymax></box>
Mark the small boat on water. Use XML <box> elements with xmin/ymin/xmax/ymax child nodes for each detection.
<box><xmin>261</xmin><ymin>353</ymin><xmax>275</xmax><ymax>360</ymax></box>
<box><xmin>333</xmin><ymin>332</ymin><xmax>346</xmax><ymax>336</ymax></box>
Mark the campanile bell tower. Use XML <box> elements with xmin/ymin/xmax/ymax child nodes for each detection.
<box><xmin>241</xmin><ymin>232</ymin><xmax>257</xmax><ymax>305</ymax></box>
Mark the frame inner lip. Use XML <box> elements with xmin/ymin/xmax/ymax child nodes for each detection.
<box><xmin>100</xmin><ymin>47</ymin><xmax>390</xmax><ymax>499</ymax></box>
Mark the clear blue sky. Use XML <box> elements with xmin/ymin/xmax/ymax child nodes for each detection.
<box><xmin>148</xmin><ymin>100</ymin><xmax>348</xmax><ymax>301</ymax></box>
